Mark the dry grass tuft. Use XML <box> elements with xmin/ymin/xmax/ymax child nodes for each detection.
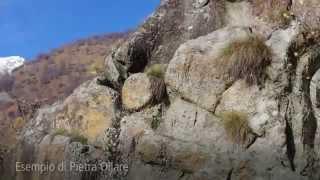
<box><xmin>144</xmin><ymin>64</ymin><xmax>168</xmax><ymax>104</ymax></box>
<box><xmin>220</xmin><ymin>111</ymin><xmax>251</xmax><ymax>144</ymax></box>
<box><xmin>217</xmin><ymin>36</ymin><xmax>272</xmax><ymax>85</ymax></box>
<box><xmin>150</xmin><ymin>76</ymin><xmax>167</xmax><ymax>104</ymax></box>
<box><xmin>87</xmin><ymin>60</ymin><xmax>105</xmax><ymax>75</ymax></box>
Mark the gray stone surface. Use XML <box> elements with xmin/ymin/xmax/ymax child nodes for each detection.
<box><xmin>165</xmin><ymin>27</ymin><xmax>252</xmax><ymax>112</ymax></box>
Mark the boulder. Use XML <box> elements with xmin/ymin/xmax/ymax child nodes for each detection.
<box><xmin>31</xmin><ymin>135</ymin><xmax>71</xmax><ymax>180</ymax></box>
<box><xmin>119</xmin><ymin>101</ymin><xmax>224</xmax><ymax>173</ymax></box>
<box><xmin>135</xmin><ymin>132</ymin><xmax>212</xmax><ymax>173</ymax></box>
<box><xmin>22</xmin><ymin>79</ymin><xmax>120</xmax><ymax>147</ymax></box>
<box><xmin>119</xmin><ymin>105</ymin><xmax>162</xmax><ymax>157</ymax></box>
<box><xmin>165</xmin><ymin>27</ymin><xmax>252</xmax><ymax>112</ymax></box>
<box><xmin>13</xmin><ymin>79</ymin><xmax>122</xmax><ymax>180</ymax></box>
<box><xmin>22</xmin><ymin>101</ymin><xmax>64</xmax><ymax>144</ymax></box>
<box><xmin>122</xmin><ymin>73</ymin><xmax>153</xmax><ymax>111</ymax></box>
<box><xmin>215</xmin><ymin>80</ymin><xmax>279</xmax><ymax>136</ymax></box>
<box><xmin>25</xmin><ymin>134</ymin><xmax>107</xmax><ymax>180</ymax></box>
<box><xmin>53</xmin><ymin>79</ymin><xmax>120</xmax><ymax>146</ymax></box>
<box><xmin>103</xmin><ymin>0</ymin><xmax>226</xmax><ymax>84</ymax></box>
<box><xmin>122</xmin><ymin>73</ymin><xmax>166</xmax><ymax>111</ymax></box>
<box><xmin>158</xmin><ymin>98</ymin><xmax>228</xmax><ymax>144</ymax></box>
<box><xmin>128</xmin><ymin>99</ymin><xmax>291</xmax><ymax>179</ymax></box>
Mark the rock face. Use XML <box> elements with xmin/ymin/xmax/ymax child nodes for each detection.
<box><xmin>102</xmin><ymin>0</ymin><xmax>226</xmax><ymax>84</ymax></box>
<box><xmin>52</xmin><ymin>79</ymin><xmax>120</xmax><ymax>145</ymax></box>
<box><xmin>3</xmin><ymin>80</ymin><xmax>121</xmax><ymax>179</ymax></box>
<box><xmin>165</xmin><ymin>27</ymin><xmax>252</xmax><ymax>112</ymax></box>
<box><xmin>5</xmin><ymin>0</ymin><xmax>320</xmax><ymax>180</ymax></box>
<box><xmin>20</xmin><ymin>79</ymin><xmax>120</xmax><ymax>146</ymax></box>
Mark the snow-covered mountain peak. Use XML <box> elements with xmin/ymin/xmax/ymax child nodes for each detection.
<box><xmin>0</xmin><ymin>56</ymin><xmax>25</xmax><ymax>74</ymax></box>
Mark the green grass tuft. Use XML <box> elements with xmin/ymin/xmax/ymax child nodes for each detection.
<box><xmin>144</xmin><ymin>64</ymin><xmax>167</xmax><ymax>79</ymax></box>
<box><xmin>53</xmin><ymin>128</ymin><xmax>68</xmax><ymax>136</ymax></box>
<box><xmin>53</xmin><ymin>128</ymin><xmax>88</xmax><ymax>144</ymax></box>
<box><xmin>69</xmin><ymin>131</ymin><xmax>88</xmax><ymax>144</ymax></box>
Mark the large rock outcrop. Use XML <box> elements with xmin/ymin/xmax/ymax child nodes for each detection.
<box><xmin>4</xmin><ymin>0</ymin><xmax>320</xmax><ymax>180</ymax></box>
<box><xmin>21</xmin><ymin>79</ymin><xmax>120</xmax><ymax>146</ymax></box>
<box><xmin>53</xmin><ymin>79</ymin><xmax>120</xmax><ymax>145</ymax></box>
<box><xmin>165</xmin><ymin>27</ymin><xmax>252</xmax><ymax>112</ymax></box>
<box><xmin>3</xmin><ymin>79</ymin><xmax>121</xmax><ymax>179</ymax></box>
<box><xmin>102</xmin><ymin>0</ymin><xmax>226</xmax><ymax>84</ymax></box>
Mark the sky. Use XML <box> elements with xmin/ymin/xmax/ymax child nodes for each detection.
<box><xmin>0</xmin><ymin>0</ymin><xmax>160</xmax><ymax>60</ymax></box>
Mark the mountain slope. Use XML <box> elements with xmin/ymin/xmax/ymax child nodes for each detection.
<box><xmin>10</xmin><ymin>32</ymin><xmax>128</xmax><ymax>104</ymax></box>
<box><xmin>0</xmin><ymin>56</ymin><xmax>25</xmax><ymax>75</ymax></box>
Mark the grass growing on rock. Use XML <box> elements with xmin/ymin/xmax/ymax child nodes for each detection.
<box><xmin>220</xmin><ymin>111</ymin><xmax>251</xmax><ymax>144</ymax></box>
<box><xmin>150</xmin><ymin>76</ymin><xmax>167</xmax><ymax>105</ymax></box>
<box><xmin>88</xmin><ymin>60</ymin><xmax>105</xmax><ymax>75</ymax></box>
<box><xmin>69</xmin><ymin>131</ymin><xmax>88</xmax><ymax>144</ymax></box>
<box><xmin>144</xmin><ymin>64</ymin><xmax>168</xmax><ymax>105</ymax></box>
<box><xmin>151</xmin><ymin>111</ymin><xmax>162</xmax><ymax>130</ymax></box>
<box><xmin>53</xmin><ymin>128</ymin><xmax>88</xmax><ymax>144</ymax></box>
<box><xmin>217</xmin><ymin>35</ymin><xmax>272</xmax><ymax>85</ymax></box>
<box><xmin>144</xmin><ymin>64</ymin><xmax>168</xmax><ymax>79</ymax></box>
<box><xmin>53</xmin><ymin>128</ymin><xmax>68</xmax><ymax>136</ymax></box>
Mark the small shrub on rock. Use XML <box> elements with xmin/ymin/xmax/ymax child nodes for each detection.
<box><xmin>220</xmin><ymin>111</ymin><xmax>251</xmax><ymax>144</ymax></box>
<box><xmin>53</xmin><ymin>128</ymin><xmax>88</xmax><ymax>144</ymax></box>
<box><xmin>69</xmin><ymin>131</ymin><xmax>88</xmax><ymax>144</ymax></box>
<box><xmin>144</xmin><ymin>64</ymin><xmax>168</xmax><ymax>79</ymax></box>
<box><xmin>53</xmin><ymin>128</ymin><xmax>68</xmax><ymax>136</ymax></box>
<box><xmin>145</xmin><ymin>64</ymin><xmax>168</xmax><ymax>105</ymax></box>
<box><xmin>217</xmin><ymin>36</ymin><xmax>272</xmax><ymax>85</ymax></box>
<box><xmin>13</xmin><ymin>117</ymin><xmax>25</xmax><ymax>130</ymax></box>
<box><xmin>149</xmin><ymin>76</ymin><xmax>167</xmax><ymax>105</ymax></box>
<box><xmin>88</xmin><ymin>60</ymin><xmax>104</xmax><ymax>75</ymax></box>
